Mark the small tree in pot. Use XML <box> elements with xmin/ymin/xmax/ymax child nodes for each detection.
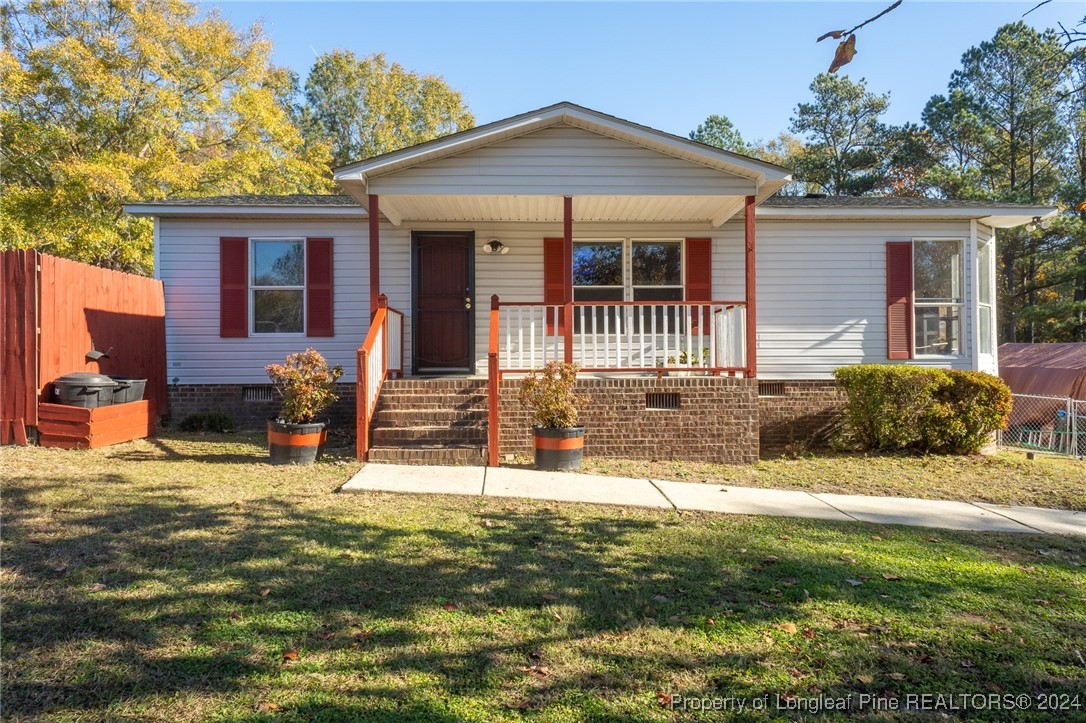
<box><xmin>265</xmin><ymin>348</ymin><xmax>344</xmax><ymax>465</ymax></box>
<box><xmin>518</xmin><ymin>361</ymin><xmax>587</xmax><ymax>470</ymax></box>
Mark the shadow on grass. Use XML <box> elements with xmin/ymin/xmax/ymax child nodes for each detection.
<box><xmin>3</xmin><ymin>462</ymin><xmax>1085</xmax><ymax>718</ymax></box>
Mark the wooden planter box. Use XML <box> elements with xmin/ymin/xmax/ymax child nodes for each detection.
<box><xmin>37</xmin><ymin>400</ymin><xmax>155</xmax><ymax>449</ymax></box>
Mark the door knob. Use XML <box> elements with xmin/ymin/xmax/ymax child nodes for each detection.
<box><xmin>465</xmin><ymin>297</ymin><xmax>472</xmax><ymax>310</ymax></box>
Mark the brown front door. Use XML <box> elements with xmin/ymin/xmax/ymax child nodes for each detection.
<box><xmin>413</xmin><ymin>232</ymin><xmax>474</xmax><ymax>373</ymax></box>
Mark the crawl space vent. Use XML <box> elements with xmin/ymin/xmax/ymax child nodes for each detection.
<box><xmin>758</xmin><ymin>381</ymin><xmax>786</xmax><ymax>397</ymax></box>
<box><xmin>645</xmin><ymin>392</ymin><xmax>681</xmax><ymax>410</ymax></box>
<box><xmin>243</xmin><ymin>386</ymin><xmax>274</xmax><ymax>403</ymax></box>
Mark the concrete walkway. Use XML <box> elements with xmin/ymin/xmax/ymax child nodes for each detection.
<box><xmin>341</xmin><ymin>464</ymin><xmax>1086</xmax><ymax>537</ymax></box>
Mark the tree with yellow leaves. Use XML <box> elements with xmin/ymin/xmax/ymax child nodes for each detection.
<box><xmin>301</xmin><ymin>50</ymin><xmax>474</xmax><ymax>167</ymax></box>
<box><xmin>1</xmin><ymin>0</ymin><xmax>334</xmax><ymax>274</ymax></box>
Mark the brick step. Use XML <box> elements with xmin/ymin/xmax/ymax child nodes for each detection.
<box><xmin>371</xmin><ymin>425</ymin><xmax>487</xmax><ymax>445</ymax></box>
<box><xmin>382</xmin><ymin>381</ymin><xmax>488</xmax><ymax>392</ymax></box>
<box><xmin>367</xmin><ymin>444</ymin><xmax>487</xmax><ymax>465</ymax></box>
<box><xmin>376</xmin><ymin>397</ymin><xmax>487</xmax><ymax>410</ymax></box>
<box><xmin>372</xmin><ymin>409</ymin><xmax>487</xmax><ymax>427</ymax></box>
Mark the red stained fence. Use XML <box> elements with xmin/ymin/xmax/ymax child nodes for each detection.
<box><xmin>1</xmin><ymin>250</ymin><xmax>166</xmax><ymax>445</ymax></box>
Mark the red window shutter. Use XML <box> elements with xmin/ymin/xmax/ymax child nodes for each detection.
<box><xmin>220</xmin><ymin>237</ymin><xmax>248</xmax><ymax>338</ymax></box>
<box><xmin>886</xmin><ymin>241</ymin><xmax>914</xmax><ymax>360</ymax></box>
<box><xmin>306</xmin><ymin>237</ymin><xmax>334</xmax><ymax>337</ymax></box>
<box><xmin>543</xmin><ymin>237</ymin><xmax>566</xmax><ymax>334</ymax></box>
<box><xmin>685</xmin><ymin>237</ymin><xmax>712</xmax><ymax>331</ymax></box>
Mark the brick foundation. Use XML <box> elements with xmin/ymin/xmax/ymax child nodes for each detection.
<box><xmin>499</xmin><ymin>376</ymin><xmax>759</xmax><ymax>464</ymax></box>
<box><xmin>757</xmin><ymin>380</ymin><xmax>845</xmax><ymax>456</ymax></box>
<box><xmin>165</xmin><ymin>377</ymin><xmax>845</xmax><ymax>464</ymax></box>
<box><xmin>166</xmin><ymin>383</ymin><xmax>356</xmax><ymax>431</ymax></box>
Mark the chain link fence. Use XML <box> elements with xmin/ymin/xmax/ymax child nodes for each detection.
<box><xmin>999</xmin><ymin>393</ymin><xmax>1086</xmax><ymax>459</ymax></box>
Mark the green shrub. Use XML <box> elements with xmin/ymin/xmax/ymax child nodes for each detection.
<box><xmin>922</xmin><ymin>370</ymin><xmax>1012</xmax><ymax>453</ymax></box>
<box><xmin>265</xmin><ymin>348</ymin><xmax>344</xmax><ymax>424</ymax></box>
<box><xmin>834</xmin><ymin>365</ymin><xmax>1010</xmax><ymax>454</ymax></box>
<box><xmin>518</xmin><ymin>361</ymin><xmax>586</xmax><ymax>429</ymax></box>
<box><xmin>834</xmin><ymin>365</ymin><xmax>949</xmax><ymax>450</ymax></box>
<box><xmin>177</xmin><ymin>412</ymin><xmax>234</xmax><ymax>433</ymax></box>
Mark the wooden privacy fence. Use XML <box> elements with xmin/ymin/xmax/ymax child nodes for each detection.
<box><xmin>1</xmin><ymin>249</ymin><xmax>167</xmax><ymax>445</ymax></box>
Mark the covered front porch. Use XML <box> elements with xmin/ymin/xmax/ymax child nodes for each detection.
<box><xmin>335</xmin><ymin>103</ymin><xmax>790</xmax><ymax>463</ymax></box>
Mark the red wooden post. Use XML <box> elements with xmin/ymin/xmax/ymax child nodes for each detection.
<box><xmin>379</xmin><ymin>293</ymin><xmax>389</xmax><ymax>373</ymax></box>
<box><xmin>563</xmin><ymin>196</ymin><xmax>574</xmax><ymax>364</ymax></box>
<box><xmin>368</xmin><ymin>194</ymin><xmax>381</xmax><ymax>319</ymax></box>
<box><xmin>488</xmin><ymin>294</ymin><xmax>501</xmax><ymax>466</ymax></box>
<box><xmin>744</xmin><ymin>195</ymin><xmax>757</xmax><ymax>378</ymax></box>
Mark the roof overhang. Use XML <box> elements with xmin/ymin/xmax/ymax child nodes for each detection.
<box><xmin>333</xmin><ymin>102</ymin><xmax>792</xmax><ymax>194</ymax></box>
<box><xmin>124</xmin><ymin>204</ymin><xmax>366</xmax><ymax>218</ymax></box>
<box><xmin>755</xmin><ymin>205</ymin><xmax>1058</xmax><ymax>229</ymax></box>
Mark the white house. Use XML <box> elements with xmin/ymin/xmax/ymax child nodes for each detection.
<box><xmin>126</xmin><ymin>102</ymin><xmax>1054</xmax><ymax>465</ymax></box>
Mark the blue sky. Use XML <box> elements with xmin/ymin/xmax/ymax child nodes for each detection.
<box><xmin>210</xmin><ymin>1</ymin><xmax>1080</xmax><ymax>142</ymax></box>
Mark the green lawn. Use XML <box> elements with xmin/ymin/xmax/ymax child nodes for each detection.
<box><xmin>3</xmin><ymin>433</ymin><xmax>1085</xmax><ymax>721</ymax></box>
<box><xmin>583</xmin><ymin>452</ymin><xmax>1086</xmax><ymax>512</ymax></box>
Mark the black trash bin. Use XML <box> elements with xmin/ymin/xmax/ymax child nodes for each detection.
<box><xmin>53</xmin><ymin>372</ymin><xmax>117</xmax><ymax>409</ymax></box>
<box><xmin>109</xmin><ymin>377</ymin><xmax>147</xmax><ymax>404</ymax></box>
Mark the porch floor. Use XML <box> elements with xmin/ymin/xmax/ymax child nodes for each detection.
<box><xmin>341</xmin><ymin>464</ymin><xmax>1086</xmax><ymax>537</ymax></box>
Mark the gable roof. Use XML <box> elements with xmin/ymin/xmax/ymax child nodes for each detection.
<box><xmin>332</xmin><ymin>101</ymin><xmax>793</xmax><ymax>190</ymax></box>
<box><xmin>125</xmin><ymin>194</ymin><xmax>365</xmax><ymax>218</ymax></box>
<box><xmin>758</xmin><ymin>195</ymin><xmax>1056</xmax><ymax>228</ymax></box>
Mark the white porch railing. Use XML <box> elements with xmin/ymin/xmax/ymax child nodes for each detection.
<box><xmin>495</xmin><ymin>301</ymin><xmax>747</xmax><ymax>374</ymax></box>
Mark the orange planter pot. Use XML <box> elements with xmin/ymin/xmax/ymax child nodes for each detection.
<box><xmin>267</xmin><ymin>419</ymin><xmax>327</xmax><ymax>465</ymax></box>
<box><xmin>533</xmin><ymin>426</ymin><xmax>585</xmax><ymax>470</ymax></box>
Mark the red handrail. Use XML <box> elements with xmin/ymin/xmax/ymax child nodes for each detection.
<box><xmin>487</xmin><ymin>294</ymin><xmax>500</xmax><ymax>467</ymax></box>
<box><xmin>357</xmin><ymin>294</ymin><xmax>391</xmax><ymax>460</ymax></box>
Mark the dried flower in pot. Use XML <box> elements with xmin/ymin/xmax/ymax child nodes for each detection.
<box><xmin>265</xmin><ymin>348</ymin><xmax>344</xmax><ymax>465</ymax></box>
<box><xmin>518</xmin><ymin>361</ymin><xmax>588</xmax><ymax>470</ymax></box>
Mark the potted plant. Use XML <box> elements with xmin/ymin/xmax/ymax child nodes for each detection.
<box><xmin>518</xmin><ymin>361</ymin><xmax>587</xmax><ymax>470</ymax></box>
<box><xmin>659</xmin><ymin>347</ymin><xmax>711</xmax><ymax>376</ymax></box>
<box><xmin>265</xmin><ymin>348</ymin><xmax>343</xmax><ymax>465</ymax></box>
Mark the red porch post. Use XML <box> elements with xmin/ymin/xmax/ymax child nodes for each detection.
<box><xmin>744</xmin><ymin>195</ymin><xmax>757</xmax><ymax>378</ymax></box>
<box><xmin>563</xmin><ymin>195</ymin><xmax>574</xmax><ymax>364</ymax></box>
<box><xmin>368</xmin><ymin>194</ymin><xmax>380</xmax><ymax>319</ymax></box>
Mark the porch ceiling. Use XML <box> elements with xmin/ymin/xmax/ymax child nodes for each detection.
<box><xmin>368</xmin><ymin>194</ymin><xmax>748</xmax><ymax>227</ymax></box>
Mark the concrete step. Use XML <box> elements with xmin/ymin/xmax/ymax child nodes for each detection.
<box><xmin>382</xmin><ymin>380</ymin><xmax>488</xmax><ymax>392</ymax></box>
<box><xmin>371</xmin><ymin>425</ymin><xmax>487</xmax><ymax>445</ymax></box>
<box><xmin>372</xmin><ymin>408</ymin><xmax>487</xmax><ymax>427</ymax></box>
<box><xmin>368</xmin><ymin>444</ymin><xmax>487</xmax><ymax>465</ymax></box>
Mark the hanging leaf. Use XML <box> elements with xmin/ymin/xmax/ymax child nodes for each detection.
<box><xmin>829</xmin><ymin>35</ymin><xmax>857</xmax><ymax>73</ymax></box>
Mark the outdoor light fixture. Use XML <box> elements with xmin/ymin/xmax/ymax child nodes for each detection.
<box><xmin>1031</xmin><ymin>215</ymin><xmax>1052</xmax><ymax>231</ymax></box>
<box><xmin>483</xmin><ymin>239</ymin><xmax>509</xmax><ymax>254</ymax></box>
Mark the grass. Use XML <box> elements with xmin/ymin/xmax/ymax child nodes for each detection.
<box><xmin>2</xmin><ymin>432</ymin><xmax>1085</xmax><ymax>721</ymax></box>
<box><xmin>583</xmin><ymin>452</ymin><xmax>1086</xmax><ymax>511</ymax></box>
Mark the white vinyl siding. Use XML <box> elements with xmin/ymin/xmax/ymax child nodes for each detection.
<box><xmin>157</xmin><ymin>217</ymin><xmax>412</xmax><ymax>384</ymax></box>
<box><xmin>746</xmin><ymin>219</ymin><xmax>978</xmax><ymax>379</ymax></box>
<box><xmin>159</xmin><ymin>216</ymin><xmax>983</xmax><ymax>383</ymax></box>
<box><xmin>368</xmin><ymin>125</ymin><xmax>757</xmax><ymax>197</ymax></box>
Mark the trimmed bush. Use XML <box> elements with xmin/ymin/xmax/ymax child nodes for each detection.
<box><xmin>922</xmin><ymin>370</ymin><xmax>1013</xmax><ymax>453</ymax></box>
<box><xmin>177</xmin><ymin>412</ymin><xmax>234</xmax><ymax>433</ymax></box>
<box><xmin>834</xmin><ymin>364</ymin><xmax>1010</xmax><ymax>454</ymax></box>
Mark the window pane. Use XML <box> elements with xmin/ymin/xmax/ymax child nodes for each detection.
<box><xmin>632</xmin><ymin>242</ymin><xmax>681</xmax><ymax>286</ymax></box>
<box><xmin>573</xmin><ymin>287</ymin><xmax>622</xmax><ymax>333</ymax></box>
<box><xmin>253</xmin><ymin>289</ymin><xmax>304</xmax><ymax>333</ymax></box>
<box><xmin>253</xmin><ymin>240</ymin><xmax>304</xmax><ymax>286</ymax></box>
<box><xmin>977</xmin><ymin>241</ymin><xmax>992</xmax><ymax>305</ymax></box>
<box><xmin>633</xmin><ymin>287</ymin><xmax>683</xmax><ymax>302</ymax></box>
<box><xmin>915</xmin><ymin>305</ymin><xmax>960</xmax><ymax>355</ymax></box>
<box><xmin>572</xmin><ymin>243</ymin><xmax>622</xmax><ymax>286</ymax></box>
<box><xmin>914</xmin><ymin>240</ymin><xmax>961</xmax><ymax>302</ymax></box>
<box><xmin>979</xmin><ymin>306</ymin><xmax>993</xmax><ymax>354</ymax></box>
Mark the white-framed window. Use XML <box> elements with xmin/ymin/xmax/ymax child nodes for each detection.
<box><xmin>977</xmin><ymin>238</ymin><xmax>994</xmax><ymax>355</ymax></box>
<box><xmin>251</xmin><ymin>238</ymin><xmax>305</xmax><ymax>335</ymax></box>
<box><xmin>572</xmin><ymin>239</ymin><xmax>684</xmax><ymax>331</ymax></box>
<box><xmin>913</xmin><ymin>238</ymin><xmax>963</xmax><ymax>357</ymax></box>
